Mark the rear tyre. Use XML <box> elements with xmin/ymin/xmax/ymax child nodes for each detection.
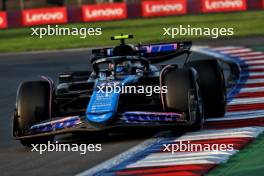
<box><xmin>186</xmin><ymin>59</ymin><xmax>226</xmax><ymax>118</ymax></box>
<box><xmin>162</xmin><ymin>67</ymin><xmax>204</xmax><ymax>131</ymax></box>
<box><xmin>14</xmin><ymin>80</ymin><xmax>54</xmax><ymax>147</ymax></box>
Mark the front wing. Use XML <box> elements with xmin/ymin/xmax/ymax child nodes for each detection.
<box><xmin>14</xmin><ymin>111</ymin><xmax>190</xmax><ymax>139</ymax></box>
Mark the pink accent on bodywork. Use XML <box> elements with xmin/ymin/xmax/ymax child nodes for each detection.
<box><xmin>159</xmin><ymin>65</ymin><xmax>172</xmax><ymax>111</ymax></box>
<box><xmin>41</xmin><ymin>76</ymin><xmax>53</xmax><ymax>119</ymax></box>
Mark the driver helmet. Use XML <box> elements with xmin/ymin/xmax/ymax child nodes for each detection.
<box><xmin>108</xmin><ymin>61</ymin><xmax>132</xmax><ymax>74</ymax></box>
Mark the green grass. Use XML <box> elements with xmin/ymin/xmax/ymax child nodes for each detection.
<box><xmin>207</xmin><ymin>46</ymin><xmax>264</xmax><ymax>176</ymax></box>
<box><xmin>0</xmin><ymin>11</ymin><xmax>263</xmax><ymax>52</ymax></box>
<box><xmin>252</xmin><ymin>46</ymin><xmax>264</xmax><ymax>52</ymax></box>
<box><xmin>207</xmin><ymin>133</ymin><xmax>264</xmax><ymax>176</ymax></box>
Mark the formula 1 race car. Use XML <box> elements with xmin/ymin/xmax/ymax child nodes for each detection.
<box><xmin>12</xmin><ymin>35</ymin><xmax>226</xmax><ymax>146</ymax></box>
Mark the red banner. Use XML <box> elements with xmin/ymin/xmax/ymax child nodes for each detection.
<box><xmin>202</xmin><ymin>0</ymin><xmax>247</xmax><ymax>13</ymax></box>
<box><xmin>262</xmin><ymin>0</ymin><xmax>264</xmax><ymax>8</ymax></box>
<box><xmin>22</xmin><ymin>7</ymin><xmax>68</xmax><ymax>26</ymax></box>
<box><xmin>0</xmin><ymin>11</ymin><xmax>7</xmax><ymax>29</ymax></box>
<box><xmin>141</xmin><ymin>0</ymin><xmax>187</xmax><ymax>17</ymax></box>
<box><xmin>82</xmin><ymin>3</ymin><xmax>127</xmax><ymax>22</ymax></box>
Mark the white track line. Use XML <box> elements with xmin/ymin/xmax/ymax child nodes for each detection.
<box><xmin>220</xmin><ymin>48</ymin><xmax>252</xmax><ymax>54</ymax></box>
<box><xmin>231</xmin><ymin>52</ymin><xmax>263</xmax><ymax>57</ymax></box>
<box><xmin>207</xmin><ymin>110</ymin><xmax>264</xmax><ymax>121</ymax></box>
<box><xmin>229</xmin><ymin>97</ymin><xmax>264</xmax><ymax>105</ymax></box>
<box><xmin>245</xmin><ymin>60</ymin><xmax>264</xmax><ymax>64</ymax></box>
<box><xmin>127</xmin><ymin>151</ymin><xmax>237</xmax><ymax>168</ymax></box>
<box><xmin>212</xmin><ymin>46</ymin><xmax>243</xmax><ymax>51</ymax></box>
<box><xmin>77</xmin><ymin>132</ymin><xmax>168</xmax><ymax>176</ymax></box>
<box><xmin>244</xmin><ymin>65</ymin><xmax>264</xmax><ymax>69</ymax></box>
<box><xmin>225</xmin><ymin>109</ymin><xmax>264</xmax><ymax>116</ymax></box>
<box><xmin>241</xmin><ymin>55</ymin><xmax>264</xmax><ymax>60</ymax></box>
<box><xmin>145</xmin><ymin>151</ymin><xmax>236</xmax><ymax>160</ymax></box>
<box><xmin>239</xmin><ymin>87</ymin><xmax>264</xmax><ymax>93</ymax></box>
<box><xmin>241</xmin><ymin>79</ymin><xmax>264</xmax><ymax>84</ymax></box>
<box><xmin>241</xmin><ymin>72</ymin><xmax>264</xmax><ymax>77</ymax></box>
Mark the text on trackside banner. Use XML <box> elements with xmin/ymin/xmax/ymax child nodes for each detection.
<box><xmin>82</xmin><ymin>3</ymin><xmax>127</xmax><ymax>22</ymax></box>
<box><xmin>141</xmin><ymin>0</ymin><xmax>187</xmax><ymax>17</ymax></box>
<box><xmin>22</xmin><ymin>7</ymin><xmax>68</xmax><ymax>26</ymax></box>
<box><xmin>201</xmin><ymin>0</ymin><xmax>247</xmax><ymax>13</ymax></box>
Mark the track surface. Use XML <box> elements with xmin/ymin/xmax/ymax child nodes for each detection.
<box><xmin>0</xmin><ymin>37</ymin><xmax>263</xmax><ymax>176</ymax></box>
<box><xmin>0</xmin><ymin>48</ymin><xmax>212</xmax><ymax>176</ymax></box>
<box><xmin>84</xmin><ymin>46</ymin><xmax>264</xmax><ymax>176</ymax></box>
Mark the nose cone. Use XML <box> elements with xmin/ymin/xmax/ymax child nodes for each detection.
<box><xmin>86</xmin><ymin>112</ymin><xmax>114</xmax><ymax>123</ymax></box>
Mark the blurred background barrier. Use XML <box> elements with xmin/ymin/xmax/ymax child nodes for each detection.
<box><xmin>0</xmin><ymin>0</ymin><xmax>263</xmax><ymax>28</ymax></box>
<box><xmin>201</xmin><ymin>0</ymin><xmax>247</xmax><ymax>13</ymax></box>
<box><xmin>141</xmin><ymin>0</ymin><xmax>187</xmax><ymax>17</ymax></box>
<box><xmin>81</xmin><ymin>2</ymin><xmax>127</xmax><ymax>22</ymax></box>
<box><xmin>0</xmin><ymin>11</ymin><xmax>7</xmax><ymax>28</ymax></box>
<box><xmin>21</xmin><ymin>7</ymin><xmax>68</xmax><ymax>26</ymax></box>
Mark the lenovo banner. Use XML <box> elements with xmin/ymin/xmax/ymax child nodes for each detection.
<box><xmin>82</xmin><ymin>3</ymin><xmax>127</xmax><ymax>22</ymax></box>
<box><xmin>202</xmin><ymin>0</ymin><xmax>247</xmax><ymax>13</ymax></box>
<box><xmin>0</xmin><ymin>11</ymin><xmax>7</xmax><ymax>29</ymax></box>
<box><xmin>141</xmin><ymin>0</ymin><xmax>187</xmax><ymax>17</ymax></box>
<box><xmin>22</xmin><ymin>7</ymin><xmax>68</xmax><ymax>26</ymax></box>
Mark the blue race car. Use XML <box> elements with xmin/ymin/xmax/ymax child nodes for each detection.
<box><xmin>12</xmin><ymin>35</ymin><xmax>226</xmax><ymax>146</ymax></box>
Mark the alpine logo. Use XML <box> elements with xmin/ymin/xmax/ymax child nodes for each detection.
<box><xmin>142</xmin><ymin>0</ymin><xmax>187</xmax><ymax>17</ymax></box>
<box><xmin>82</xmin><ymin>3</ymin><xmax>127</xmax><ymax>22</ymax></box>
<box><xmin>22</xmin><ymin>7</ymin><xmax>68</xmax><ymax>26</ymax></box>
<box><xmin>202</xmin><ymin>0</ymin><xmax>247</xmax><ymax>12</ymax></box>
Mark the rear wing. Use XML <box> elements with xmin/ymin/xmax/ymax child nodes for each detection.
<box><xmin>91</xmin><ymin>41</ymin><xmax>192</xmax><ymax>63</ymax></box>
<box><xmin>138</xmin><ymin>41</ymin><xmax>191</xmax><ymax>55</ymax></box>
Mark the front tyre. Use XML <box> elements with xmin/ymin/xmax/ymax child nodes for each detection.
<box><xmin>13</xmin><ymin>80</ymin><xmax>55</xmax><ymax>147</ymax></box>
<box><xmin>162</xmin><ymin>67</ymin><xmax>204</xmax><ymax>131</ymax></box>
